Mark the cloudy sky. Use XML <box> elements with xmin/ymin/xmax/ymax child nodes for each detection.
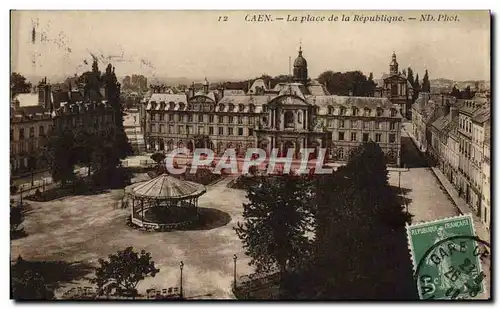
<box><xmin>11</xmin><ymin>10</ymin><xmax>490</xmax><ymax>82</ymax></box>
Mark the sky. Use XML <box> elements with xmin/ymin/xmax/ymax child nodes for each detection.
<box><xmin>10</xmin><ymin>10</ymin><xmax>491</xmax><ymax>83</ymax></box>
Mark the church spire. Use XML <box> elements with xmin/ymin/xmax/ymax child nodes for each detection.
<box><xmin>390</xmin><ymin>51</ymin><xmax>399</xmax><ymax>75</ymax></box>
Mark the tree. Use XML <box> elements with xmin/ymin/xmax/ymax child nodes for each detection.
<box><xmin>90</xmin><ymin>125</ymin><xmax>125</xmax><ymax>187</ymax></box>
<box><xmin>407</xmin><ymin>67</ymin><xmax>415</xmax><ymax>87</ymax></box>
<box><xmin>43</xmin><ymin>129</ymin><xmax>77</xmax><ymax>186</ymax></box>
<box><xmin>10</xmin><ymin>199</ymin><xmax>24</xmax><ymax>235</ymax></box>
<box><xmin>422</xmin><ymin>69</ymin><xmax>431</xmax><ymax>92</ymax></box>
<box><xmin>27</xmin><ymin>155</ymin><xmax>37</xmax><ymax>186</ymax></box>
<box><xmin>74</xmin><ymin>126</ymin><xmax>96</xmax><ymax>178</ymax></box>
<box><xmin>282</xmin><ymin>142</ymin><xmax>416</xmax><ymax>300</ymax></box>
<box><xmin>91</xmin><ymin>247</ymin><xmax>160</xmax><ymax>298</ymax></box>
<box><xmin>11</xmin><ymin>72</ymin><xmax>32</xmax><ymax>99</ymax></box>
<box><xmin>317</xmin><ymin>70</ymin><xmax>375</xmax><ymax>97</ymax></box>
<box><xmin>11</xmin><ymin>256</ymin><xmax>54</xmax><ymax>300</ymax></box>
<box><xmin>234</xmin><ymin>175</ymin><xmax>314</xmax><ymax>288</ymax></box>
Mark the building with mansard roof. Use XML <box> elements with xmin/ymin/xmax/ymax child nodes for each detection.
<box><xmin>142</xmin><ymin>47</ymin><xmax>404</xmax><ymax>166</ymax></box>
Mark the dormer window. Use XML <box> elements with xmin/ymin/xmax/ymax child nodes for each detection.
<box><xmin>376</xmin><ymin>108</ymin><xmax>383</xmax><ymax>117</ymax></box>
<box><xmin>219</xmin><ymin>103</ymin><xmax>225</xmax><ymax>111</ymax></box>
<box><xmin>352</xmin><ymin>107</ymin><xmax>358</xmax><ymax>116</ymax></box>
<box><xmin>364</xmin><ymin>108</ymin><xmax>371</xmax><ymax>116</ymax></box>
<box><xmin>228</xmin><ymin>104</ymin><xmax>235</xmax><ymax>112</ymax></box>
<box><xmin>239</xmin><ymin>104</ymin><xmax>245</xmax><ymax>112</ymax></box>
<box><xmin>179</xmin><ymin>103</ymin><xmax>185</xmax><ymax>110</ymax></box>
<box><xmin>339</xmin><ymin>107</ymin><xmax>346</xmax><ymax>116</ymax></box>
<box><xmin>249</xmin><ymin>104</ymin><xmax>255</xmax><ymax>113</ymax></box>
<box><xmin>169</xmin><ymin>102</ymin><xmax>175</xmax><ymax>110</ymax></box>
<box><xmin>262</xmin><ymin>104</ymin><xmax>268</xmax><ymax>113</ymax></box>
<box><xmin>390</xmin><ymin>108</ymin><xmax>397</xmax><ymax>117</ymax></box>
<box><xmin>328</xmin><ymin>106</ymin><xmax>334</xmax><ymax>115</ymax></box>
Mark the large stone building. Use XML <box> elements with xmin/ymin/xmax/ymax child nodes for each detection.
<box><xmin>10</xmin><ymin>78</ymin><xmax>116</xmax><ymax>177</ymax></box>
<box><xmin>375</xmin><ymin>52</ymin><xmax>414</xmax><ymax>118</ymax></box>
<box><xmin>142</xmin><ymin>47</ymin><xmax>404</xmax><ymax>166</ymax></box>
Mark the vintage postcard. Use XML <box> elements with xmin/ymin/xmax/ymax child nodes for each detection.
<box><xmin>10</xmin><ymin>10</ymin><xmax>491</xmax><ymax>300</ymax></box>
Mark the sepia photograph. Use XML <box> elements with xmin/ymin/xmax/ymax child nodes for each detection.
<box><xmin>9</xmin><ymin>9</ymin><xmax>491</xmax><ymax>301</ymax></box>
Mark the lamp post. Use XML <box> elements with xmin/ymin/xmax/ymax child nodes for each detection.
<box><xmin>233</xmin><ymin>254</ymin><xmax>237</xmax><ymax>290</ymax></box>
<box><xmin>179</xmin><ymin>261</ymin><xmax>184</xmax><ymax>299</ymax></box>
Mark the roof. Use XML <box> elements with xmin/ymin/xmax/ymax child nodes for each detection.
<box><xmin>471</xmin><ymin>105</ymin><xmax>490</xmax><ymax>124</ymax></box>
<box><xmin>128</xmin><ymin>173</ymin><xmax>206</xmax><ymax>200</ymax></box>
<box><xmin>149</xmin><ymin>93</ymin><xmax>187</xmax><ymax>104</ymax></box>
<box><xmin>312</xmin><ymin>95</ymin><xmax>399</xmax><ymax>116</ymax></box>
<box><xmin>14</xmin><ymin>93</ymin><xmax>39</xmax><ymax>107</ymax></box>
<box><xmin>377</xmin><ymin>73</ymin><xmax>413</xmax><ymax>89</ymax></box>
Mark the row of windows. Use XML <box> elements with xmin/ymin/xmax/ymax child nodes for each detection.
<box><xmin>11</xmin><ymin>125</ymin><xmax>52</xmax><ymax>140</ymax></box>
<box><xmin>150</xmin><ymin>102</ymin><xmax>257</xmax><ymax>113</ymax></box>
<box><xmin>335</xmin><ymin>132</ymin><xmax>397</xmax><ymax>143</ymax></box>
<box><xmin>326</xmin><ymin>106</ymin><xmax>398</xmax><ymax>117</ymax></box>
<box><xmin>459</xmin><ymin>117</ymin><xmax>472</xmax><ymax>134</ymax></box>
<box><xmin>149</xmin><ymin>124</ymin><xmax>254</xmax><ymax>137</ymax></box>
<box><xmin>328</xmin><ymin>119</ymin><xmax>398</xmax><ymax>130</ymax></box>
<box><xmin>149</xmin><ymin>113</ymin><xmax>257</xmax><ymax>125</ymax></box>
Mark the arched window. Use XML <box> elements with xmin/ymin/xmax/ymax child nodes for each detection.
<box><xmin>337</xmin><ymin>148</ymin><xmax>344</xmax><ymax>159</ymax></box>
<box><xmin>284</xmin><ymin>111</ymin><xmax>294</xmax><ymax>128</ymax></box>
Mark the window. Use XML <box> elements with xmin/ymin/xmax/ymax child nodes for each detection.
<box><xmin>228</xmin><ymin>127</ymin><xmax>234</xmax><ymax>135</ymax></box>
<box><xmin>187</xmin><ymin>114</ymin><xmax>193</xmax><ymax>122</ymax></box>
<box><xmin>339</xmin><ymin>132</ymin><xmax>345</xmax><ymax>141</ymax></box>
<box><xmin>169</xmin><ymin>114</ymin><xmax>174</xmax><ymax>121</ymax></box>
<box><xmin>248</xmin><ymin>128</ymin><xmax>254</xmax><ymax>136</ymax></box>
<box><xmin>199</xmin><ymin>114</ymin><xmax>204</xmax><ymax>122</ymax></box>
<box><xmin>377</xmin><ymin>108</ymin><xmax>383</xmax><ymax>117</ymax></box>
<box><xmin>150</xmin><ymin>124</ymin><xmax>155</xmax><ymax>133</ymax></box>
<box><xmin>390</xmin><ymin>122</ymin><xmax>396</xmax><ymax>130</ymax></box>
<box><xmin>219</xmin><ymin>104</ymin><xmax>225</xmax><ymax>111</ymax></box>
<box><xmin>328</xmin><ymin>120</ymin><xmax>334</xmax><ymax>128</ymax></box>
<box><xmin>218</xmin><ymin>127</ymin><xmax>224</xmax><ymax>135</ymax></box>
<box><xmin>238</xmin><ymin>116</ymin><xmax>243</xmax><ymax>124</ymax></box>
<box><xmin>352</xmin><ymin>107</ymin><xmax>358</xmax><ymax>116</ymax></box>
<box><xmin>215</xmin><ymin>115</ymin><xmax>219</xmax><ymax>123</ymax></box>
<box><xmin>390</xmin><ymin>109</ymin><xmax>397</xmax><ymax>117</ymax></box>
<box><xmin>364</xmin><ymin>108</ymin><xmax>371</xmax><ymax>116</ymax></box>
<box><xmin>328</xmin><ymin>106</ymin><xmax>334</xmax><ymax>115</ymax></box>
<box><xmin>339</xmin><ymin>107</ymin><xmax>346</xmax><ymax>115</ymax></box>
<box><xmin>351</xmin><ymin>120</ymin><xmax>358</xmax><ymax>128</ymax></box>
<box><xmin>337</xmin><ymin>148</ymin><xmax>344</xmax><ymax>159</ymax></box>
<box><xmin>159</xmin><ymin>124</ymin><xmax>165</xmax><ymax>133</ymax></box>
<box><xmin>375</xmin><ymin>133</ymin><xmax>382</xmax><ymax>142</ymax></box>
<box><xmin>39</xmin><ymin>126</ymin><xmax>45</xmax><ymax>136</ymax></box>
<box><xmin>179</xmin><ymin>115</ymin><xmax>184</xmax><ymax>122</ymax></box>
<box><xmin>239</xmin><ymin>104</ymin><xmax>245</xmax><ymax>112</ymax></box>
<box><xmin>229</xmin><ymin>116</ymin><xmax>234</xmax><ymax>124</ymax></box>
<box><xmin>363</xmin><ymin>133</ymin><xmax>369</xmax><ymax>142</ymax></box>
<box><xmin>376</xmin><ymin>122</ymin><xmax>383</xmax><ymax>130</ymax></box>
<box><xmin>339</xmin><ymin>120</ymin><xmax>345</xmax><ymax>128</ymax></box>
<box><xmin>198</xmin><ymin>126</ymin><xmax>204</xmax><ymax>134</ymax></box>
<box><xmin>178</xmin><ymin>125</ymin><xmax>184</xmax><ymax>134</ymax></box>
<box><xmin>262</xmin><ymin>104</ymin><xmax>268</xmax><ymax>112</ymax></box>
<box><xmin>187</xmin><ymin>126</ymin><xmax>192</xmax><ymax>135</ymax></box>
<box><xmin>159</xmin><ymin>113</ymin><xmax>164</xmax><ymax>121</ymax></box>
<box><xmin>238</xmin><ymin>128</ymin><xmax>244</xmax><ymax>136</ymax></box>
<box><xmin>364</xmin><ymin>121</ymin><xmax>370</xmax><ymax>129</ymax></box>
<box><xmin>29</xmin><ymin>127</ymin><xmax>35</xmax><ymax>138</ymax></box>
<box><xmin>169</xmin><ymin>125</ymin><xmax>174</xmax><ymax>133</ymax></box>
<box><xmin>209</xmin><ymin>115</ymin><xmax>214</xmax><ymax>122</ymax></box>
<box><xmin>345</xmin><ymin>120</ymin><xmax>350</xmax><ymax>128</ymax></box>
<box><xmin>209</xmin><ymin>127</ymin><xmax>214</xmax><ymax>135</ymax></box>
<box><xmin>228</xmin><ymin>104</ymin><xmax>235</xmax><ymax>112</ymax></box>
<box><xmin>351</xmin><ymin>132</ymin><xmax>357</xmax><ymax>141</ymax></box>
<box><xmin>389</xmin><ymin>133</ymin><xmax>396</xmax><ymax>143</ymax></box>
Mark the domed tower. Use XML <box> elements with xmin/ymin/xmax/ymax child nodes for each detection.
<box><xmin>390</xmin><ymin>51</ymin><xmax>399</xmax><ymax>75</ymax></box>
<box><xmin>293</xmin><ymin>46</ymin><xmax>308</xmax><ymax>84</ymax></box>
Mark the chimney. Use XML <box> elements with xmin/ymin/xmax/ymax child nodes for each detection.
<box><xmin>449</xmin><ymin>105</ymin><xmax>459</xmax><ymax>122</ymax></box>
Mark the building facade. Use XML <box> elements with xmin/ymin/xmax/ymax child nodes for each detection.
<box><xmin>481</xmin><ymin>122</ymin><xmax>490</xmax><ymax>229</ymax></box>
<box><xmin>375</xmin><ymin>52</ymin><xmax>413</xmax><ymax>118</ymax></box>
<box><xmin>143</xmin><ymin>48</ymin><xmax>403</xmax><ymax>166</ymax></box>
<box><xmin>10</xmin><ymin>78</ymin><xmax>116</xmax><ymax>177</ymax></box>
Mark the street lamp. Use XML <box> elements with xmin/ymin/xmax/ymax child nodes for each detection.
<box><xmin>233</xmin><ymin>254</ymin><xmax>237</xmax><ymax>290</ymax></box>
<box><xmin>179</xmin><ymin>261</ymin><xmax>184</xmax><ymax>299</ymax></box>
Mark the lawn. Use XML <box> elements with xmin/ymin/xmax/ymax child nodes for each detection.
<box><xmin>10</xmin><ymin>176</ymin><xmax>254</xmax><ymax>299</ymax></box>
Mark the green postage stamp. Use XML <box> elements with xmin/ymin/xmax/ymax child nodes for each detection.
<box><xmin>406</xmin><ymin>214</ymin><xmax>486</xmax><ymax>300</ymax></box>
